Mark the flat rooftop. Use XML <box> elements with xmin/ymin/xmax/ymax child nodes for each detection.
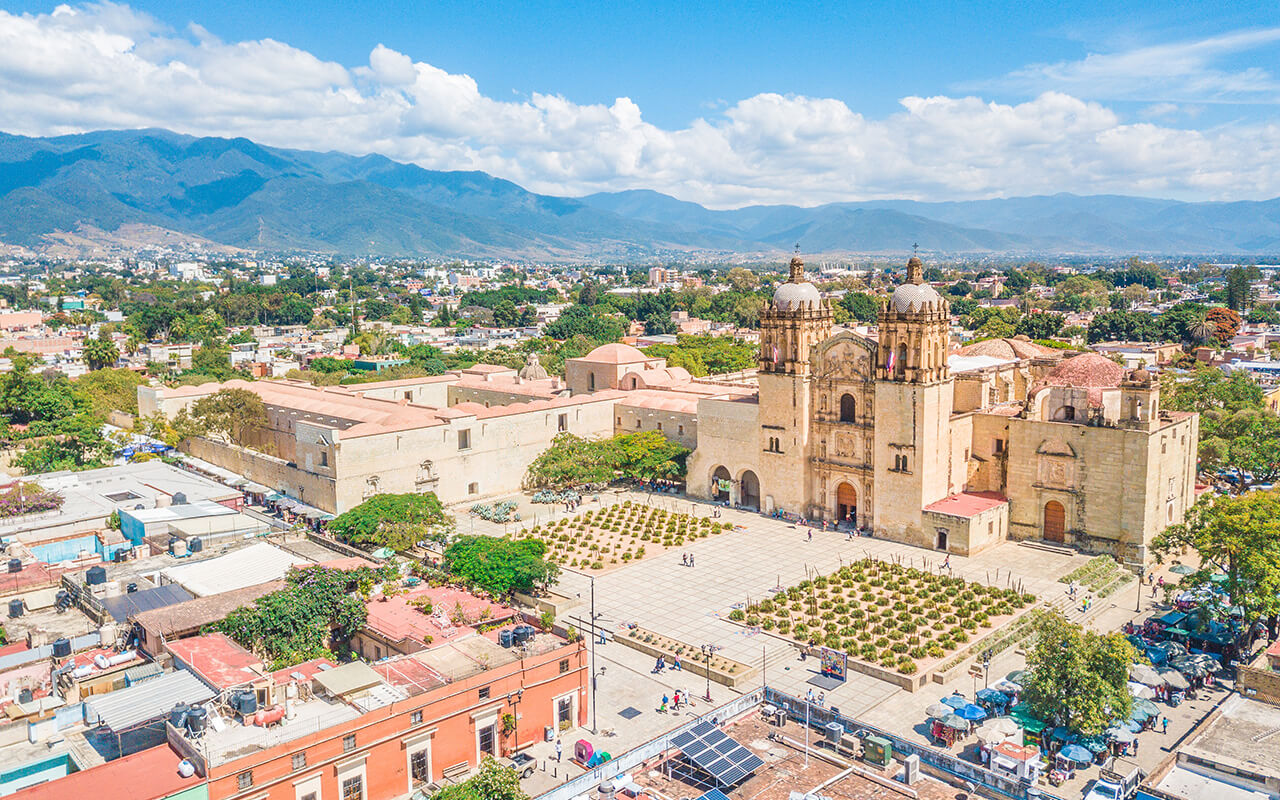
<box><xmin>202</xmin><ymin>692</ymin><xmax>362</xmax><ymax>766</ymax></box>
<box><xmin>1179</xmin><ymin>694</ymin><xmax>1280</xmax><ymax>779</ymax></box>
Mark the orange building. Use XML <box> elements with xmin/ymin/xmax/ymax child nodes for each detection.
<box><xmin>199</xmin><ymin>627</ymin><xmax>587</xmax><ymax>800</ymax></box>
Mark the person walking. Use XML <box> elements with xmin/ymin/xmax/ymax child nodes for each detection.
<box><xmin>690</xmin><ymin>553</ymin><xmax>695</xmax><ymax>567</ymax></box>
<box><xmin>1162</xmin><ymin>717</ymin><xmax>1169</xmax><ymax>735</ymax></box>
<box><xmin>807</xmin><ymin>529</ymin><xmax>813</xmax><ymax>542</ymax></box>
<box><xmin>556</xmin><ymin>739</ymin><xmax>563</xmax><ymax>762</ymax></box>
<box><xmin>942</xmin><ymin>554</ymin><xmax>951</xmax><ymax>571</ymax></box>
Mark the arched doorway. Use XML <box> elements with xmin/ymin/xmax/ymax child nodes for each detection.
<box><xmin>711</xmin><ymin>466</ymin><xmax>731</xmax><ymax>502</ymax></box>
<box><xmin>740</xmin><ymin>470</ymin><xmax>761</xmax><ymax>511</ymax></box>
<box><xmin>1043</xmin><ymin>500</ymin><xmax>1066</xmax><ymax>543</ymax></box>
<box><xmin>839</xmin><ymin>394</ymin><xmax>857</xmax><ymax>422</ymax></box>
<box><xmin>836</xmin><ymin>482</ymin><xmax>857</xmax><ymax>524</ymax></box>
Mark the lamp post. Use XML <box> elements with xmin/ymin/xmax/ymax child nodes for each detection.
<box><xmin>590</xmin><ymin>575</ymin><xmax>598</xmax><ymax>733</ymax></box>
<box><xmin>511</xmin><ymin>688</ymin><xmax>524</xmax><ymax>752</ymax></box>
<box><xmin>1136</xmin><ymin>565</ymin><xmax>1146</xmax><ymax>612</ymax></box>
<box><xmin>700</xmin><ymin>644</ymin><xmax>713</xmax><ymax>702</ymax></box>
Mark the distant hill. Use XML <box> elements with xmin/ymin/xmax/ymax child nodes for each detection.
<box><xmin>2</xmin><ymin>128</ymin><xmax>1278</xmax><ymax>257</ymax></box>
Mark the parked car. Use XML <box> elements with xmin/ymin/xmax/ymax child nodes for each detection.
<box><xmin>507</xmin><ymin>752</ymin><xmax>537</xmax><ymax>779</ymax></box>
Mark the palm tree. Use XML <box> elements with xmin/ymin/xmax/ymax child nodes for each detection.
<box><xmin>1190</xmin><ymin>317</ymin><xmax>1215</xmax><ymax>344</ymax></box>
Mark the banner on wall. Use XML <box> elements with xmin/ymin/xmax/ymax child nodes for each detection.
<box><xmin>820</xmin><ymin>647</ymin><xmax>848</xmax><ymax>682</ymax></box>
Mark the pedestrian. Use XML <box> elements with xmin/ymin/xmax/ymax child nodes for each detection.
<box><xmin>1151</xmin><ymin>584</ymin><xmax>1157</xmax><ymax>598</ymax></box>
<box><xmin>1133</xmin><ymin>738</ymin><xmax>1139</xmax><ymax>754</ymax></box>
<box><xmin>807</xmin><ymin>688</ymin><xmax>815</xmax><ymax>704</ymax></box>
<box><xmin>1158</xmin><ymin>576</ymin><xmax>1165</xmax><ymax>588</ymax></box>
<box><xmin>673</xmin><ymin>655</ymin><xmax>681</xmax><ymax>671</ymax></box>
<box><xmin>942</xmin><ymin>554</ymin><xmax>951</xmax><ymax>570</ymax></box>
<box><xmin>690</xmin><ymin>554</ymin><xmax>695</xmax><ymax>567</ymax></box>
<box><xmin>818</xmin><ymin>692</ymin><xmax>825</xmax><ymax>707</ymax></box>
<box><xmin>1162</xmin><ymin>717</ymin><xmax>1169</xmax><ymax>735</ymax></box>
<box><xmin>807</xmin><ymin>529</ymin><xmax>813</xmax><ymax>542</ymax></box>
<box><xmin>660</xmin><ymin>694</ymin><xmax>668</xmax><ymax>713</ymax></box>
<box><xmin>556</xmin><ymin>739</ymin><xmax>563</xmax><ymax>761</ymax></box>
<box><xmin>682</xmin><ymin>552</ymin><xmax>688</xmax><ymax>567</ymax></box>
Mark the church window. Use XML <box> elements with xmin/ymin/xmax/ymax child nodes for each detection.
<box><xmin>839</xmin><ymin>393</ymin><xmax>856</xmax><ymax>422</ymax></box>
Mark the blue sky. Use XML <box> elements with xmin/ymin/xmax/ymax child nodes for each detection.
<box><xmin>0</xmin><ymin>1</ymin><xmax>1278</xmax><ymax>204</ymax></box>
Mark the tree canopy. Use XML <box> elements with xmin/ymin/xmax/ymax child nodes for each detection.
<box><xmin>177</xmin><ymin>388</ymin><xmax>268</xmax><ymax>444</ymax></box>
<box><xmin>1023</xmin><ymin>611</ymin><xmax>1139</xmax><ymax>735</ymax></box>
<box><xmin>1154</xmin><ymin>492</ymin><xmax>1280</xmax><ymax>624</ymax></box>
<box><xmin>329</xmin><ymin>493</ymin><xmax>453</xmax><ymax>550</ymax></box>
<box><xmin>432</xmin><ymin>757</ymin><xmax>528</xmax><ymax>800</ymax></box>
<box><xmin>443</xmin><ymin>535</ymin><xmax>560</xmax><ymax>596</ymax></box>
<box><xmin>524</xmin><ymin>431</ymin><xmax>691</xmax><ymax>489</ymax></box>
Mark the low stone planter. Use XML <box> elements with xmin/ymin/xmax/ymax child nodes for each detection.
<box><xmin>615</xmin><ymin>626</ymin><xmax>757</xmax><ymax>688</ymax></box>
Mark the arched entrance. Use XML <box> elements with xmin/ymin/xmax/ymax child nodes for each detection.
<box><xmin>711</xmin><ymin>466</ymin><xmax>731</xmax><ymax>502</ymax></box>
<box><xmin>836</xmin><ymin>482</ymin><xmax>857</xmax><ymax>524</ymax></box>
<box><xmin>839</xmin><ymin>394</ymin><xmax>857</xmax><ymax>422</ymax></box>
<box><xmin>739</xmin><ymin>470</ymin><xmax>761</xmax><ymax>511</ymax></box>
<box><xmin>1043</xmin><ymin>500</ymin><xmax>1066</xmax><ymax>543</ymax></box>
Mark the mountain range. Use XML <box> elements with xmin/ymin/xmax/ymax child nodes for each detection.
<box><xmin>2</xmin><ymin>129</ymin><xmax>1279</xmax><ymax>259</ymax></box>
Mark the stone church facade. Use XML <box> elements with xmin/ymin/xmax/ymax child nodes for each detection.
<box><xmin>687</xmin><ymin>256</ymin><xmax>1199</xmax><ymax>564</ymax></box>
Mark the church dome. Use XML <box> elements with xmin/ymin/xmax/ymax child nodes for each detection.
<box><xmin>889</xmin><ymin>282</ymin><xmax>944</xmax><ymax>313</ymax></box>
<box><xmin>1030</xmin><ymin>352</ymin><xmax>1125</xmax><ymax>407</ymax></box>
<box><xmin>581</xmin><ymin>342</ymin><xmax>648</xmax><ymax>364</ymax></box>
<box><xmin>518</xmin><ymin>353</ymin><xmax>549</xmax><ymax>380</ymax></box>
<box><xmin>772</xmin><ymin>255</ymin><xmax>823</xmax><ymax>311</ymax></box>
<box><xmin>888</xmin><ymin>256</ymin><xmax>944</xmax><ymax>313</ymax></box>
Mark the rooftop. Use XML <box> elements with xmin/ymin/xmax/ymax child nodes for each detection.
<box><xmin>130</xmin><ymin>579</ymin><xmax>285</xmax><ymax>637</ymax></box>
<box><xmin>364</xmin><ymin>585</ymin><xmax>515</xmax><ymax>647</ymax></box>
<box><xmin>165</xmin><ymin>633</ymin><xmax>264</xmax><ymax>690</ymax></box>
<box><xmin>924</xmin><ymin>491</ymin><xmax>1009</xmax><ymax>519</ymax></box>
<box><xmin>11</xmin><ymin>742</ymin><xmax>201</xmax><ymax>800</ymax></box>
<box><xmin>1179</xmin><ymin>694</ymin><xmax>1280</xmax><ymax>779</ymax></box>
<box><xmin>157</xmin><ymin>541</ymin><xmax>308</xmax><ymax>596</ymax></box>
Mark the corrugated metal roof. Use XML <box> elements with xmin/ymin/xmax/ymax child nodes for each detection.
<box><xmin>85</xmin><ymin>669</ymin><xmax>215</xmax><ymax>731</ymax></box>
<box><xmin>123</xmin><ymin>662</ymin><xmax>164</xmax><ymax>684</ymax></box>
<box><xmin>101</xmin><ymin>584</ymin><xmax>194</xmax><ymax>623</ymax></box>
<box><xmin>159</xmin><ymin>542</ymin><xmax>308</xmax><ymax>596</ymax></box>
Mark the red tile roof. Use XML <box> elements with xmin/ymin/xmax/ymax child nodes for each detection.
<box><xmin>365</xmin><ymin>586</ymin><xmax>516</xmax><ymax>647</ymax></box>
<box><xmin>11</xmin><ymin>743</ymin><xmax>200</xmax><ymax>800</ymax></box>
<box><xmin>924</xmin><ymin>491</ymin><xmax>1008</xmax><ymax>518</ymax></box>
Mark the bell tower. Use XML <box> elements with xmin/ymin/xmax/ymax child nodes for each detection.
<box><xmin>876</xmin><ymin>256</ymin><xmax>950</xmax><ymax>384</ymax></box>
<box><xmin>759</xmin><ymin>256</ymin><xmax>833</xmax><ymax>375</ymax></box>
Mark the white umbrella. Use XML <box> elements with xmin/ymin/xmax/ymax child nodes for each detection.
<box><xmin>1158</xmin><ymin>668</ymin><xmax>1189</xmax><ymax>690</ymax></box>
<box><xmin>991</xmin><ymin>678</ymin><xmax>1022</xmax><ymax>694</ymax></box>
<box><xmin>976</xmin><ymin>717</ymin><xmax>1022</xmax><ymax>742</ymax></box>
<box><xmin>1127</xmin><ymin>681</ymin><xmax>1156</xmax><ymax>700</ymax></box>
<box><xmin>1129</xmin><ymin>664</ymin><xmax>1164</xmax><ymax>686</ymax></box>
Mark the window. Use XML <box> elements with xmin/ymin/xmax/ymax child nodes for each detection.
<box><xmin>374</xmin><ymin>645</ymin><xmax>381</xmax><ymax>660</ymax></box>
<box><xmin>636</xmin><ymin>419</ymin><xmax>642</xmax><ymax>428</ymax></box>
<box><xmin>559</xmin><ymin>658</ymin><xmax>570</xmax><ymax>674</ymax></box>
<box><xmin>404</xmin><ymin>391</ymin><xmax>412</xmax><ymax>400</ymax></box>
<box><xmin>963</xmin><ymin>448</ymin><xmax>969</xmax><ymax>461</ymax></box>
<box><xmin>468</xmin><ymin>482</ymin><xmax>479</xmax><ymax>495</ymax></box>
<box><xmin>558</xmin><ymin>413</ymin><xmax>568</xmax><ymax>432</ymax></box>
<box><xmin>238</xmin><ymin>771</ymin><xmax>254</xmax><ymax>790</ymax></box>
<box><xmin>343</xmin><ymin>734</ymin><xmax>356</xmax><ymax>752</ymax></box>
<box><xmin>994</xmin><ymin>438</ymin><xmax>1005</xmax><ymax>454</ymax></box>
<box><xmin>292</xmin><ymin>752</ymin><xmax>307</xmax><ymax>771</ymax></box>
<box><xmin>478</xmin><ymin>686</ymin><xmax>490</xmax><ymax>700</ymax></box>
<box><xmin>342</xmin><ymin>775</ymin><xmax>364</xmax><ymax>800</ymax></box>
<box><xmin>478</xmin><ymin>724</ymin><xmax>496</xmax><ymax>756</ymax></box>
<box><xmin>678</xmin><ymin>425</ymin><xmax>684</xmax><ymax>436</ymax></box>
<box><xmin>301</xmin><ymin>794</ymin><xmax>317</xmax><ymax>800</ymax></box>
<box><xmin>411</xmin><ymin>710</ymin><xmax>423</xmax><ymax>725</ymax></box>
<box><xmin>320</xmin><ymin>450</ymin><xmax>329</xmax><ymax>467</ymax></box>
<box><xmin>411</xmin><ymin>749</ymin><xmax>431</xmax><ymax>786</ymax></box>
<box><xmin>458</xmin><ymin>429</ymin><xmax>471</xmax><ymax>450</ymax></box>
<box><xmin>616</xmin><ymin>416</ymin><xmax>621</xmax><ymax>425</ymax></box>
<box><xmin>839</xmin><ymin>393</ymin><xmax>856</xmax><ymax>422</ymax></box>
<box><xmin>657</xmin><ymin>422</ymin><xmax>663</xmax><ymax>431</ymax></box>
<box><xmin>588</xmin><ymin>373</ymin><xmax>596</xmax><ymax>391</ymax></box>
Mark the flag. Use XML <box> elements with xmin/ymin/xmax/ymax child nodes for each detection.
<box><xmin>772</xmin><ymin>344</ymin><xmax>779</xmax><ymax>362</ymax></box>
<box><xmin>886</xmin><ymin>349</ymin><xmax>896</xmax><ymax>373</ymax></box>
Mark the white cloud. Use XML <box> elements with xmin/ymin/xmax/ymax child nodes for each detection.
<box><xmin>971</xmin><ymin>27</ymin><xmax>1280</xmax><ymax>104</ymax></box>
<box><xmin>0</xmin><ymin>3</ymin><xmax>1279</xmax><ymax>206</ymax></box>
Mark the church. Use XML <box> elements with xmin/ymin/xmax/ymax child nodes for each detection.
<box><xmin>684</xmin><ymin>255</ymin><xmax>1199</xmax><ymax>564</ymax></box>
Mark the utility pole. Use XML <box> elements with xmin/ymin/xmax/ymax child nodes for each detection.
<box><xmin>1136</xmin><ymin>565</ymin><xmax>1146</xmax><ymax>613</ymax></box>
<box><xmin>590</xmin><ymin>575</ymin><xmax>597</xmax><ymax>733</ymax></box>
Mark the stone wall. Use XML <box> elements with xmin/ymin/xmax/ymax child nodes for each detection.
<box><xmin>1237</xmin><ymin>659</ymin><xmax>1280</xmax><ymax>706</ymax></box>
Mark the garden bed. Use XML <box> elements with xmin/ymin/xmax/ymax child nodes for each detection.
<box><xmin>1059</xmin><ymin>555</ymin><xmax>1130</xmax><ymax>598</ymax></box>
<box><xmin>616</xmin><ymin>626</ymin><xmax>757</xmax><ymax>688</ymax></box>
<box><xmin>728</xmin><ymin>558</ymin><xmax>1036</xmax><ymax>689</ymax></box>
<box><xmin>512</xmin><ymin>500</ymin><xmax>734</xmax><ymax>571</ymax></box>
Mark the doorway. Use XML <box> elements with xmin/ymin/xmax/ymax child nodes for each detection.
<box><xmin>740</xmin><ymin>470</ymin><xmax>761</xmax><ymax>511</ymax></box>
<box><xmin>1043</xmin><ymin>500</ymin><xmax>1065</xmax><ymax>543</ymax></box>
<box><xmin>711</xmin><ymin>466</ymin><xmax>731</xmax><ymax>503</ymax></box>
<box><xmin>478</xmin><ymin>723</ymin><xmax>496</xmax><ymax>757</ymax></box>
<box><xmin>836</xmin><ymin>482</ymin><xmax>857</xmax><ymax>525</ymax></box>
<box><xmin>936</xmin><ymin>528</ymin><xmax>948</xmax><ymax>551</ymax></box>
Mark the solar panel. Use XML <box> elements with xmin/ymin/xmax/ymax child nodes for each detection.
<box><xmin>673</xmin><ymin>721</ymin><xmax>764</xmax><ymax>786</ymax></box>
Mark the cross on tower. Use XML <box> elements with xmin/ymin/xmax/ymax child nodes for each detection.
<box><xmin>912</xmin><ymin>242</ymin><xmax>919</xmax><ymax>256</ymax></box>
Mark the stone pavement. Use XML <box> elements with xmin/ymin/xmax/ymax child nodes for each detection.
<box><xmin>549</xmin><ymin>491</ymin><xmax>1093</xmax><ymax>723</ymax></box>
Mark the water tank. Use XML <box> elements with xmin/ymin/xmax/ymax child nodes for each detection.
<box><xmin>7</xmin><ymin>599</ymin><xmax>22</xmax><ymax>618</ymax></box>
<box><xmin>238</xmin><ymin>690</ymin><xmax>258</xmax><ymax>715</ymax></box>
<box><xmin>86</xmin><ymin>565</ymin><xmax>107</xmax><ymax>585</ymax></box>
<box><xmin>172</xmin><ymin>492</ymin><xmax>188</xmax><ymax>505</ymax></box>
<box><xmin>499</xmin><ymin>629</ymin><xmax>514</xmax><ymax>648</ymax></box>
<box><xmin>169</xmin><ymin>702</ymin><xmax>189</xmax><ymax>730</ymax></box>
<box><xmin>7</xmin><ymin>558</ymin><xmax>20</xmax><ymax>573</ymax></box>
<box><xmin>55</xmin><ymin>590</ymin><xmax>70</xmax><ymax>608</ymax></box>
<box><xmin>189</xmin><ymin>537</ymin><xmax>203</xmax><ymax>553</ymax></box>
<box><xmin>172</xmin><ymin>540</ymin><xmax>188</xmax><ymax>558</ymax></box>
<box><xmin>167</xmin><ymin>537</ymin><xmax>180</xmax><ymax>553</ymax></box>
<box><xmin>177</xmin><ymin>760</ymin><xmax>196</xmax><ymax>778</ymax></box>
<box><xmin>17</xmin><ymin>689</ymin><xmax>32</xmax><ymax>704</ymax></box>
<box><xmin>93</xmin><ymin>653</ymin><xmax>110</xmax><ymax>669</ymax></box>
<box><xmin>514</xmin><ymin>625</ymin><xmax>536</xmax><ymax>644</ymax></box>
<box><xmin>186</xmin><ymin>705</ymin><xmax>208</xmax><ymax>734</ymax></box>
<box><xmin>52</xmin><ymin>638</ymin><xmax>71</xmax><ymax>658</ymax></box>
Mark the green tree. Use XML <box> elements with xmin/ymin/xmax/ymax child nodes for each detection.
<box><xmin>183</xmin><ymin>388</ymin><xmax>268</xmax><ymax>444</ymax></box>
<box><xmin>73</xmin><ymin>368</ymin><xmax>145</xmax><ymax>416</ymax></box>
<box><xmin>612</xmin><ymin>431</ymin><xmax>691</xmax><ymax>481</ymax></box>
<box><xmin>433</xmin><ymin>757</ymin><xmax>528</xmax><ymax>800</ymax></box>
<box><xmin>329</xmin><ymin>493</ymin><xmax>453</xmax><ymax>550</ymax></box>
<box><xmin>1023</xmin><ymin>611</ymin><xmax>1138</xmax><ymax>735</ymax></box>
<box><xmin>443</xmin><ymin>536</ymin><xmax>560</xmax><ymax>596</ymax></box>
<box><xmin>840</xmin><ymin>292</ymin><xmax>881</xmax><ymax>323</ymax></box>
<box><xmin>1015</xmin><ymin>311</ymin><xmax>1064</xmax><ymax>340</ymax></box>
<box><xmin>83</xmin><ymin>332</ymin><xmax>120</xmax><ymax>371</ymax></box>
<box><xmin>524</xmin><ymin>433</ymin><xmax>620</xmax><ymax>489</ymax></box>
<box><xmin>1154</xmin><ymin>492</ymin><xmax>1280</xmax><ymax>624</ymax></box>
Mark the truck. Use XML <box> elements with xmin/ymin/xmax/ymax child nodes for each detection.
<box><xmin>1083</xmin><ymin>760</ymin><xmax>1145</xmax><ymax>800</ymax></box>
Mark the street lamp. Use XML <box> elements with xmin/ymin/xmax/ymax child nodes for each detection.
<box><xmin>511</xmin><ymin>688</ymin><xmax>524</xmax><ymax>751</ymax></box>
<box><xmin>1136</xmin><ymin>565</ymin><xmax>1146</xmax><ymax>612</ymax></box>
<box><xmin>590</xmin><ymin>575</ymin><xmax>598</xmax><ymax>733</ymax></box>
<box><xmin>700</xmin><ymin>644</ymin><xmax>714</xmax><ymax>702</ymax></box>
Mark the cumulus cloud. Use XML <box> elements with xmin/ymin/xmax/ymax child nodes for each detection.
<box><xmin>1</xmin><ymin>3</ymin><xmax>1279</xmax><ymax>206</ymax></box>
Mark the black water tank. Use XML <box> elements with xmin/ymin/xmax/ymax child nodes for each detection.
<box><xmin>86</xmin><ymin>565</ymin><xmax>107</xmax><ymax>585</ymax></box>
<box><xmin>167</xmin><ymin>537</ymin><xmax>179</xmax><ymax>553</ymax></box>
<box><xmin>7</xmin><ymin>559</ymin><xmax>20</xmax><ymax>573</ymax></box>
<box><xmin>7</xmin><ymin>599</ymin><xmax>22</xmax><ymax>618</ymax></box>
<box><xmin>186</xmin><ymin>705</ymin><xmax>208</xmax><ymax>734</ymax></box>
<box><xmin>238</xmin><ymin>690</ymin><xmax>258</xmax><ymax>715</ymax></box>
<box><xmin>169</xmin><ymin>702</ymin><xmax>189</xmax><ymax>729</ymax></box>
<box><xmin>17</xmin><ymin>689</ymin><xmax>32</xmax><ymax>704</ymax></box>
<box><xmin>52</xmin><ymin>638</ymin><xmax>71</xmax><ymax>658</ymax></box>
<box><xmin>172</xmin><ymin>492</ymin><xmax>188</xmax><ymax>505</ymax></box>
<box><xmin>499</xmin><ymin>629</ymin><xmax>514</xmax><ymax>648</ymax></box>
<box><xmin>55</xmin><ymin>590</ymin><xmax>70</xmax><ymax>608</ymax></box>
<box><xmin>189</xmin><ymin>537</ymin><xmax>203</xmax><ymax>553</ymax></box>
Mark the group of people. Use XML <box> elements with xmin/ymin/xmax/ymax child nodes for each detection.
<box><xmin>659</xmin><ymin>690</ymin><xmax>690</xmax><ymax>713</ymax></box>
<box><xmin>652</xmin><ymin>655</ymin><xmax>682</xmax><ymax>673</ymax></box>
<box><xmin>805</xmin><ymin>688</ymin><xmax>827</xmax><ymax>707</ymax></box>
<box><xmin>1149</xmin><ymin>572</ymin><xmax>1167</xmax><ymax>597</ymax></box>
<box><xmin>681</xmin><ymin>552</ymin><xmax>697</xmax><ymax>567</ymax></box>
<box><xmin>1065</xmin><ymin>581</ymin><xmax>1094</xmax><ymax>613</ymax></box>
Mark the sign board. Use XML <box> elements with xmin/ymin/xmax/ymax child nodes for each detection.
<box><xmin>819</xmin><ymin>647</ymin><xmax>848</xmax><ymax>682</ymax></box>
